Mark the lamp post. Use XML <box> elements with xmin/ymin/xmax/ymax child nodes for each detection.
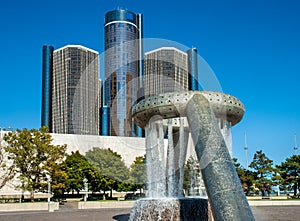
<box><xmin>19</xmin><ymin>181</ymin><xmax>24</xmax><ymax>203</ymax></box>
<box><xmin>83</xmin><ymin>178</ymin><xmax>88</xmax><ymax>202</ymax></box>
<box><xmin>296</xmin><ymin>176</ymin><xmax>299</xmax><ymax>195</ymax></box>
<box><xmin>46</xmin><ymin>174</ymin><xmax>54</xmax><ymax>212</ymax></box>
<box><xmin>276</xmin><ymin>173</ymin><xmax>280</xmax><ymax>196</ymax></box>
<box><xmin>46</xmin><ymin>174</ymin><xmax>51</xmax><ymax>203</ymax></box>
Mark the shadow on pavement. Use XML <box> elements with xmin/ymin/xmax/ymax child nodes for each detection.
<box><xmin>112</xmin><ymin>213</ymin><xmax>130</xmax><ymax>221</ymax></box>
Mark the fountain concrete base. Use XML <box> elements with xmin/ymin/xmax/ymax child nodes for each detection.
<box><xmin>129</xmin><ymin>198</ymin><xmax>213</xmax><ymax>221</ymax></box>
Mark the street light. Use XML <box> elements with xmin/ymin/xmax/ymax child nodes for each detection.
<box><xmin>46</xmin><ymin>175</ymin><xmax>51</xmax><ymax>203</ymax></box>
<box><xmin>19</xmin><ymin>181</ymin><xmax>24</xmax><ymax>203</ymax></box>
<box><xmin>83</xmin><ymin>178</ymin><xmax>88</xmax><ymax>202</ymax></box>
<box><xmin>46</xmin><ymin>174</ymin><xmax>54</xmax><ymax>212</ymax></box>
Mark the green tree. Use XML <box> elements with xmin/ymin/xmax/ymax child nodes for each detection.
<box><xmin>85</xmin><ymin>148</ymin><xmax>129</xmax><ymax>198</ymax></box>
<box><xmin>249</xmin><ymin>150</ymin><xmax>275</xmax><ymax>196</ymax></box>
<box><xmin>129</xmin><ymin>155</ymin><xmax>146</xmax><ymax>194</ymax></box>
<box><xmin>49</xmin><ymin>162</ymin><xmax>68</xmax><ymax>197</ymax></box>
<box><xmin>233</xmin><ymin>158</ymin><xmax>256</xmax><ymax>195</ymax></box>
<box><xmin>0</xmin><ymin>140</ymin><xmax>15</xmax><ymax>190</ymax></box>
<box><xmin>277</xmin><ymin>155</ymin><xmax>300</xmax><ymax>196</ymax></box>
<box><xmin>64</xmin><ymin>151</ymin><xmax>104</xmax><ymax>194</ymax></box>
<box><xmin>183</xmin><ymin>156</ymin><xmax>201</xmax><ymax>196</ymax></box>
<box><xmin>3</xmin><ymin>127</ymin><xmax>67</xmax><ymax>201</ymax></box>
<box><xmin>271</xmin><ymin>166</ymin><xmax>284</xmax><ymax>195</ymax></box>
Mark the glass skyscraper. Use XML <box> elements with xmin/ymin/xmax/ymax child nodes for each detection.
<box><xmin>144</xmin><ymin>47</ymin><xmax>199</xmax><ymax>96</ymax></box>
<box><xmin>103</xmin><ymin>8</ymin><xmax>143</xmax><ymax>137</ymax></box>
<box><xmin>144</xmin><ymin>47</ymin><xmax>189</xmax><ymax>97</ymax></box>
<box><xmin>42</xmin><ymin>45</ymin><xmax>100</xmax><ymax>135</ymax></box>
<box><xmin>41</xmin><ymin>45</ymin><xmax>54</xmax><ymax>131</ymax></box>
<box><xmin>187</xmin><ymin>48</ymin><xmax>199</xmax><ymax>91</ymax></box>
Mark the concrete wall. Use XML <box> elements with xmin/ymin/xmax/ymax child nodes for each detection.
<box><xmin>50</xmin><ymin>133</ymin><xmax>146</xmax><ymax>167</ymax></box>
<box><xmin>247</xmin><ymin>196</ymin><xmax>288</xmax><ymax>201</ymax></box>
<box><xmin>248</xmin><ymin>200</ymin><xmax>300</xmax><ymax>206</ymax></box>
<box><xmin>0</xmin><ymin>202</ymin><xmax>59</xmax><ymax>212</ymax></box>
<box><xmin>78</xmin><ymin>201</ymin><xmax>134</xmax><ymax>209</ymax></box>
<box><xmin>1</xmin><ymin>132</ymin><xmax>147</xmax><ymax>167</ymax></box>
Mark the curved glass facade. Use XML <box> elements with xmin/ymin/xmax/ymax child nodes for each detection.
<box><xmin>41</xmin><ymin>45</ymin><xmax>54</xmax><ymax>130</ymax></box>
<box><xmin>101</xmin><ymin>106</ymin><xmax>109</xmax><ymax>136</ymax></box>
<box><xmin>105</xmin><ymin>9</ymin><xmax>137</xmax><ymax>24</ymax></box>
<box><xmin>104</xmin><ymin>9</ymin><xmax>143</xmax><ymax>137</ymax></box>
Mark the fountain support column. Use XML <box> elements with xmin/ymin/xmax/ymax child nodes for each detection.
<box><xmin>131</xmin><ymin>90</ymin><xmax>255</xmax><ymax>221</ymax></box>
<box><xmin>186</xmin><ymin>94</ymin><xmax>254</xmax><ymax>221</ymax></box>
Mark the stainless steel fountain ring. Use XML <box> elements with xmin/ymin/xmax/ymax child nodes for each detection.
<box><xmin>132</xmin><ymin>90</ymin><xmax>245</xmax><ymax>129</ymax></box>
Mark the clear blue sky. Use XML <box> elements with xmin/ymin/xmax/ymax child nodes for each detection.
<box><xmin>0</xmin><ymin>0</ymin><xmax>299</xmax><ymax>166</ymax></box>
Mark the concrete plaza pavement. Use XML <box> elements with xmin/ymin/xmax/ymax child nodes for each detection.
<box><xmin>0</xmin><ymin>205</ymin><xmax>299</xmax><ymax>221</ymax></box>
<box><xmin>252</xmin><ymin>206</ymin><xmax>300</xmax><ymax>221</ymax></box>
<box><xmin>0</xmin><ymin>208</ymin><xmax>129</xmax><ymax>221</ymax></box>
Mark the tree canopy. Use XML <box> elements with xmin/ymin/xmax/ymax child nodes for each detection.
<box><xmin>249</xmin><ymin>150</ymin><xmax>274</xmax><ymax>196</ymax></box>
<box><xmin>3</xmin><ymin>127</ymin><xmax>67</xmax><ymax>201</ymax></box>
<box><xmin>129</xmin><ymin>155</ymin><xmax>146</xmax><ymax>193</ymax></box>
<box><xmin>276</xmin><ymin>154</ymin><xmax>300</xmax><ymax>196</ymax></box>
<box><xmin>233</xmin><ymin>158</ymin><xmax>256</xmax><ymax>195</ymax></box>
<box><xmin>64</xmin><ymin>151</ymin><xmax>103</xmax><ymax>194</ymax></box>
<box><xmin>0</xmin><ymin>139</ymin><xmax>15</xmax><ymax>190</ymax></box>
<box><xmin>85</xmin><ymin>147</ymin><xmax>130</xmax><ymax>198</ymax></box>
<box><xmin>183</xmin><ymin>156</ymin><xmax>201</xmax><ymax>196</ymax></box>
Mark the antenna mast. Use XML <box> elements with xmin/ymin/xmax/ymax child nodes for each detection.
<box><xmin>294</xmin><ymin>132</ymin><xmax>298</xmax><ymax>155</ymax></box>
<box><xmin>244</xmin><ymin>131</ymin><xmax>248</xmax><ymax>169</ymax></box>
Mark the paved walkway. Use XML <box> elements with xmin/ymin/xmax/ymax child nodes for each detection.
<box><xmin>252</xmin><ymin>206</ymin><xmax>300</xmax><ymax>221</ymax></box>
<box><xmin>0</xmin><ymin>208</ymin><xmax>130</xmax><ymax>221</ymax></box>
<box><xmin>0</xmin><ymin>205</ymin><xmax>299</xmax><ymax>221</ymax></box>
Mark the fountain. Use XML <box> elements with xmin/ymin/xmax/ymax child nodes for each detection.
<box><xmin>129</xmin><ymin>91</ymin><xmax>255</xmax><ymax>221</ymax></box>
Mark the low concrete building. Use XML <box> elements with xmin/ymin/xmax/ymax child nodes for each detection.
<box><xmin>0</xmin><ymin>131</ymin><xmax>146</xmax><ymax>196</ymax></box>
<box><xmin>51</xmin><ymin>133</ymin><xmax>146</xmax><ymax>167</ymax></box>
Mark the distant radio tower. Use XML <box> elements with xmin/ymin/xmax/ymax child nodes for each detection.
<box><xmin>294</xmin><ymin>132</ymin><xmax>298</xmax><ymax>155</ymax></box>
<box><xmin>244</xmin><ymin>131</ymin><xmax>248</xmax><ymax>169</ymax></box>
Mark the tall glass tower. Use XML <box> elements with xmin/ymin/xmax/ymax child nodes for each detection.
<box><xmin>41</xmin><ymin>45</ymin><xmax>54</xmax><ymax>130</ymax></box>
<box><xmin>144</xmin><ymin>47</ymin><xmax>189</xmax><ymax>97</ymax></box>
<box><xmin>51</xmin><ymin>45</ymin><xmax>100</xmax><ymax>135</ymax></box>
<box><xmin>144</xmin><ymin>47</ymin><xmax>199</xmax><ymax>97</ymax></box>
<box><xmin>187</xmin><ymin>48</ymin><xmax>199</xmax><ymax>91</ymax></box>
<box><xmin>103</xmin><ymin>8</ymin><xmax>143</xmax><ymax>137</ymax></box>
<box><xmin>42</xmin><ymin>45</ymin><xmax>101</xmax><ymax>135</ymax></box>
